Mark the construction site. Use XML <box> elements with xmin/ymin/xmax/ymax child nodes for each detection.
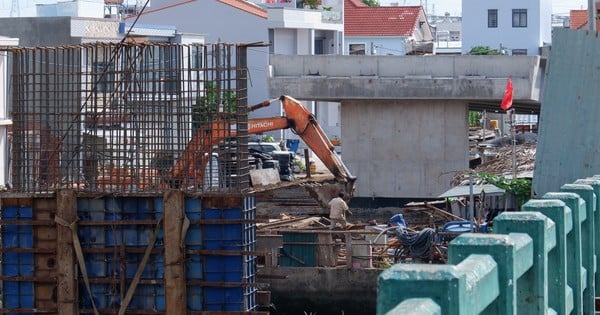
<box><xmin>0</xmin><ymin>36</ymin><xmax>542</xmax><ymax>314</ymax></box>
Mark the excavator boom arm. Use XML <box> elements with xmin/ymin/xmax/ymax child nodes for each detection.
<box><xmin>172</xmin><ymin>95</ymin><xmax>356</xmax><ymax>199</ymax></box>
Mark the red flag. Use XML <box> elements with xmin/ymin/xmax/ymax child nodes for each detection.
<box><xmin>500</xmin><ymin>77</ymin><xmax>513</xmax><ymax>111</ymax></box>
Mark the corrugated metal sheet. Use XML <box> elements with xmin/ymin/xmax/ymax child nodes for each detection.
<box><xmin>533</xmin><ymin>28</ymin><xmax>600</xmax><ymax>196</ymax></box>
<box><xmin>438</xmin><ymin>183</ymin><xmax>505</xmax><ymax>198</ymax></box>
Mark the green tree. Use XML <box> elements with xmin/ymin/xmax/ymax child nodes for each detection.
<box><xmin>468</xmin><ymin>46</ymin><xmax>501</xmax><ymax>55</ymax></box>
<box><xmin>478</xmin><ymin>172</ymin><xmax>532</xmax><ymax>208</ymax></box>
<box><xmin>193</xmin><ymin>82</ymin><xmax>237</xmax><ymax>130</ymax></box>
<box><xmin>468</xmin><ymin>111</ymin><xmax>483</xmax><ymax>127</ymax></box>
<box><xmin>362</xmin><ymin>0</ymin><xmax>380</xmax><ymax>6</ymax></box>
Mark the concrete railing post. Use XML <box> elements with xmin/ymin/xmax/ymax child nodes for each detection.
<box><xmin>574</xmin><ymin>178</ymin><xmax>600</xmax><ymax>297</ymax></box>
<box><xmin>542</xmin><ymin>192</ymin><xmax>584</xmax><ymax>315</ymax></box>
<box><xmin>561</xmin><ymin>183</ymin><xmax>596</xmax><ymax>314</ymax></box>
<box><xmin>448</xmin><ymin>233</ymin><xmax>533</xmax><ymax>315</ymax></box>
<box><xmin>493</xmin><ymin>211</ymin><xmax>556</xmax><ymax>315</ymax></box>
<box><xmin>387</xmin><ymin>298</ymin><xmax>441</xmax><ymax>315</ymax></box>
<box><xmin>376</xmin><ymin>254</ymin><xmax>498</xmax><ymax>315</ymax></box>
<box><xmin>522</xmin><ymin>199</ymin><xmax>572</xmax><ymax>315</ymax></box>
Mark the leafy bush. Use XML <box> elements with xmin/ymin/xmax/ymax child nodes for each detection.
<box><xmin>469</xmin><ymin>46</ymin><xmax>501</xmax><ymax>55</ymax></box>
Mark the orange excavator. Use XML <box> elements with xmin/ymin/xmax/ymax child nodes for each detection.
<box><xmin>171</xmin><ymin>95</ymin><xmax>356</xmax><ymax>205</ymax></box>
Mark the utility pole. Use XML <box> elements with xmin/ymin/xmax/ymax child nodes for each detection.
<box><xmin>589</xmin><ymin>0</ymin><xmax>596</xmax><ymax>32</ymax></box>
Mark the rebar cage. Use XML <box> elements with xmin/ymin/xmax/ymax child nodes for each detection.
<box><xmin>9</xmin><ymin>42</ymin><xmax>252</xmax><ymax>194</ymax></box>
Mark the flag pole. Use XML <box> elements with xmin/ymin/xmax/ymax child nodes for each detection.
<box><xmin>509</xmin><ymin>109</ymin><xmax>516</xmax><ymax>180</ymax></box>
<box><xmin>500</xmin><ymin>76</ymin><xmax>515</xmax><ymax>179</ymax></box>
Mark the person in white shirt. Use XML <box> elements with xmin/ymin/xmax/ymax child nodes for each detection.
<box><xmin>328</xmin><ymin>192</ymin><xmax>351</xmax><ymax>230</ymax></box>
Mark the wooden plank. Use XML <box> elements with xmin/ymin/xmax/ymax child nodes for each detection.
<box><xmin>56</xmin><ymin>190</ymin><xmax>78</xmax><ymax>314</ymax></box>
<box><xmin>164</xmin><ymin>190</ymin><xmax>187</xmax><ymax>314</ymax></box>
<box><xmin>35</xmin><ymin>197</ymin><xmax>58</xmax><ymax>311</ymax></box>
<box><xmin>316</xmin><ymin>233</ymin><xmax>335</xmax><ymax>267</ymax></box>
<box><xmin>345</xmin><ymin>232</ymin><xmax>353</xmax><ymax>269</ymax></box>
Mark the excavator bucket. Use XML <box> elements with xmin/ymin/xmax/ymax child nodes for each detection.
<box><xmin>303</xmin><ymin>178</ymin><xmax>357</xmax><ymax>209</ymax></box>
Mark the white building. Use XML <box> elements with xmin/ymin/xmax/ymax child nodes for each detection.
<box><xmin>0</xmin><ymin>36</ymin><xmax>18</xmax><ymax>186</ymax></box>
<box><xmin>461</xmin><ymin>0</ymin><xmax>551</xmax><ymax>55</ymax></box>
<box><xmin>129</xmin><ymin>0</ymin><xmax>344</xmax><ymax>143</ymax></box>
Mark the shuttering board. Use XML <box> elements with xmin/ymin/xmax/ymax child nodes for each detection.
<box><xmin>0</xmin><ymin>192</ymin><xmax>257</xmax><ymax>313</ymax></box>
<box><xmin>533</xmin><ymin>28</ymin><xmax>600</xmax><ymax>195</ymax></box>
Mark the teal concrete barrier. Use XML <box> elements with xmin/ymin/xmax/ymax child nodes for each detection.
<box><xmin>377</xmin><ymin>177</ymin><xmax>599</xmax><ymax>315</ymax></box>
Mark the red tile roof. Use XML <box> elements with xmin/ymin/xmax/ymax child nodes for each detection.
<box><xmin>218</xmin><ymin>0</ymin><xmax>267</xmax><ymax>19</ymax></box>
<box><xmin>344</xmin><ymin>0</ymin><xmax>423</xmax><ymax>36</ymax></box>
<box><xmin>570</xmin><ymin>10</ymin><xmax>588</xmax><ymax>29</ymax></box>
<box><xmin>570</xmin><ymin>3</ymin><xmax>600</xmax><ymax>30</ymax></box>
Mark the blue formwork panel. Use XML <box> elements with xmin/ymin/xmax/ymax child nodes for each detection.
<box><xmin>131</xmin><ymin>284</ymin><xmax>154</xmax><ymax>310</ymax></box>
<box><xmin>91</xmin><ymin>283</ymin><xmax>108</xmax><ymax>309</ymax></box>
<box><xmin>186</xmin><ymin>254</ymin><xmax>203</xmax><ymax>279</ymax></box>
<box><xmin>105</xmin><ymin>225</ymin><xmax>122</xmax><ymax>246</ymax></box>
<box><xmin>204</xmin><ymin>287</ymin><xmax>226</xmax><ymax>311</ymax></box>
<box><xmin>125</xmin><ymin>254</ymin><xmax>153</xmax><ymax>279</ymax></box>
<box><xmin>154</xmin><ymin>255</ymin><xmax>164</xmax><ymax>278</ymax></box>
<box><xmin>155</xmin><ymin>285</ymin><xmax>166</xmax><ymax>310</ymax></box>
<box><xmin>123</xmin><ymin>197</ymin><xmax>138</xmax><ymax>216</ymax></box>
<box><xmin>186</xmin><ymin>226</ymin><xmax>202</xmax><ymax>249</ymax></box>
<box><xmin>3</xmin><ymin>206</ymin><xmax>18</xmax><ymax>219</ymax></box>
<box><xmin>4</xmin><ymin>281</ymin><xmax>19</xmax><ymax>308</ymax></box>
<box><xmin>3</xmin><ymin>252</ymin><xmax>18</xmax><ymax>277</ymax></box>
<box><xmin>203</xmin><ymin>224</ymin><xmax>222</xmax><ymax>250</ymax></box>
<box><xmin>154</xmin><ymin>197</ymin><xmax>164</xmax><ymax>220</ymax></box>
<box><xmin>202</xmin><ymin>208</ymin><xmax>221</xmax><ymax>220</ymax></box>
<box><xmin>85</xmin><ymin>254</ymin><xmax>107</xmax><ymax>278</ymax></box>
<box><xmin>19</xmin><ymin>207</ymin><xmax>33</xmax><ymax>219</ymax></box>
<box><xmin>224</xmin><ymin>288</ymin><xmax>244</xmax><ymax>311</ymax></box>
<box><xmin>137</xmin><ymin>225</ymin><xmax>153</xmax><ymax>245</ymax></box>
<box><xmin>123</xmin><ymin>225</ymin><xmax>139</xmax><ymax>246</ymax></box>
<box><xmin>20</xmin><ymin>282</ymin><xmax>34</xmax><ymax>308</ymax></box>
<box><xmin>223</xmin><ymin>208</ymin><xmax>242</xmax><ymax>219</ymax></box>
<box><xmin>185</xmin><ymin>198</ymin><xmax>202</xmax><ymax>218</ymax></box>
<box><xmin>187</xmin><ymin>286</ymin><xmax>203</xmax><ymax>310</ymax></box>
<box><xmin>2</xmin><ymin>225</ymin><xmax>18</xmax><ymax>248</ymax></box>
<box><xmin>19</xmin><ymin>253</ymin><xmax>34</xmax><ymax>276</ymax></box>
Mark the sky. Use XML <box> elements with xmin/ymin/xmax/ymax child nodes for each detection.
<box><xmin>0</xmin><ymin>0</ymin><xmax>591</xmax><ymax>17</ymax></box>
<box><xmin>380</xmin><ymin>0</ymin><xmax>589</xmax><ymax>16</ymax></box>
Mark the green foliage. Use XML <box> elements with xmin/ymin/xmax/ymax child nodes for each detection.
<box><xmin>193</xmin><ymin>82</ymin><xmax>237</xmax><ymax>129</ymax></box>
<box><xmin>477</xmin><ymin>172</ymin><xmax>532</xmax><ymax>208</ymax></box>
<box><xmin>304</xmin><ymin>0</ymin><xmax>320</xmax><ymax>9</ymax></box>
<box><xmin>361</xmin><ymin>0</ymin><xmax>380</xmax><ymax>6</ymax></box>
<box><xmin>468</xmin><ymin>46</ymin><xmax>501</xmax><ymax>55</ymax></box>
<box><xmin>468</xmin><ymin>111</ymin><xmax>482</xmax><ymax>126</ymax></box>
<box><xmin>261</xmin><ymin>135</ymin><xmax>275</xmax><ymax>142</ymax></box>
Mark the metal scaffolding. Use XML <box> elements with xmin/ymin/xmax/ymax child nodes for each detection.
<box><xmin>8</xmin><ymin>42</ymin><xmax>252</xmax><ymax>194</ymax></box>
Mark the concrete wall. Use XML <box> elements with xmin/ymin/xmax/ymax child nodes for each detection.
<box><xmin>343</xmin><ymin>99</ymin><xmax>468</xmax><ymax>198</ymax></box>
<box><xmin>258</xmin><ymin>266</ymin><xmax>380</xmax><ymax>314</ymax></box>
<box><xmin>0</xmin><ymin>17</ymin><xmax>79</xmax><ymax>46</ymax></box>
<box><xmin>268</xmin><ymin>54</ymin><xmax>543</xmax><ymax>201</ymax></box>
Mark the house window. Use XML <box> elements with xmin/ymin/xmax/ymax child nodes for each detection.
<box><xmin>488</xmin><ymin>9</ymin><xmax>498</xmax><ymax>28</ymax></box>
<box><xmin>512</xmin><ymin>9</ymin><xmax>527</xmax><ymax>27</ymax></box>
<box><xmin>349</xmin><ymin>43</ymin><xmax>365</xmax><ymax>55</ymax></box>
